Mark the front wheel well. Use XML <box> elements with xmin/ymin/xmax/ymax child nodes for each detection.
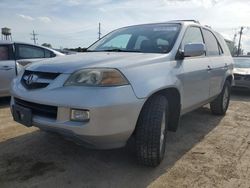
<box><xmin>134</xmin><ymin>88</ymin><xmax>181</xmax><ymax>134</ymax></box>
<box><xmin>226</xmin><ymin>75</ymin><xmax>233</xmax><ymax>85</ymax></box>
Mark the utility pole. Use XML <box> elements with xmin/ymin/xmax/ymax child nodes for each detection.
<box><xmin>30</xmin><ymin>30</ymin><xmax>38</xmax><ymax>44</ymax></box>
<box><xmin>233</xmin><ymin>29</ymin><xmax>237</xmax><ymax>44</ymax></box>
<box><xmin>237</xmin><ymin>27</ymin><xmax>244</xmax><ymax>56</ymax></box>
<box><xmin>232</xmin><ymin>29</ymin><xmax>237</xmax><ymax>56</ymax></box>
<box><xmin>98</xmin><ymin>22</ymin><xmax>101</xmax><ymax>40</ymax></box>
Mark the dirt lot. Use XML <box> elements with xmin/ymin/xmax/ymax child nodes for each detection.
<box><xmin>0</xmin><ymin>91</ymin><xmax>250</xmax><ymax>188</ymax></box>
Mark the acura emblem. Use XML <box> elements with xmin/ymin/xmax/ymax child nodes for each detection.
<box><xmin>26</xmin><ymin>74</ymin><xmax>38</xmax><ymax>85</ymax></box>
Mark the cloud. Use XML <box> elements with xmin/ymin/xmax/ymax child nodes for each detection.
<box><xmin>17</xmin><ymin>14</ymin><xmax>51</xmax><ymax>23</ymax></box>
<box><xmin>17</xmin><ymin>14</ymin><xmax>34</xmax><ymax>21</ymax></box>
<box><xmin>38</xmin><ymin>16</ymin><xmax>51</xmax><ymax>23</ymax></box>
<box><xmin>3</xmin><ymin>0</ymin><xmax>250</xmax><ymax>52</ymax></box>
<box><xmin>67</xmin><ymin>0</ymin><xmax>81</xmax><ymax>6</ymax></box>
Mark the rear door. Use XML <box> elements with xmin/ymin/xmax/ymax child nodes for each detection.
<box><xmin>0</xmin><ymin>44</ymin><xmax>15</xmax><ymax>96</ymax></box>
<box><xmin>202</xmin><ymin>29</ymin><xmax>226</xmax><ymax>97</ymax></box>
<box><xmin>179</xmin><ymin>26</ymin><xmax>210</xmax><ymax>111</ymax></box>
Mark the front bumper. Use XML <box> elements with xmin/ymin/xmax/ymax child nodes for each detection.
<box><xmin>233</xmin><ymin>80</ymin><xmax>250</xmax><ymax>89</ymax></box>
<box><xmin>11</xmin><ymin>75</ymin><xmax>145</xmax><ymax>149</ymax></box>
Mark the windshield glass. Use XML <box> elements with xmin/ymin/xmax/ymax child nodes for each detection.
<box><xmin>234</xmin><ymin>58</ymin><xmax>250</xmax><ymax>68</ymax></box>
<box><xmin>88</xmin><ymin>24</ymin><xmax>181</xmax><ymax>54</ymax></box>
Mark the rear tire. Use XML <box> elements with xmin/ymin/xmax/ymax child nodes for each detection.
<box><xmin>135</xmin><ymin>95</ymin><xmax>168</xmax><ymax>167</ymax></box>
<box><xmin>210</xmin><ymin>80</ymin><xmax>231</xmax><ymax>115</ymax></box>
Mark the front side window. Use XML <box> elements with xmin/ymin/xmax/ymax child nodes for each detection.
<box><xmin>17</xmin><ymin>44</ymin><xmax>45</xmax><ymax>59</ymax></box>
<box><xmin>202</xmin><ymin>29</ymin><xmax>220</xmax><ymax>56</ymax></box>
<box><xmin>181</xmin><ymin>26</ymin><xmax>204</xmax><ymax>49</ymax></box>
<box><xmin>88</xmin><ymin>24</ymin><xmax>181</xmax><ymax>53</ymax></box>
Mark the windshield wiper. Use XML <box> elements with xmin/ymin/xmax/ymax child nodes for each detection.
<box><xmin>91</xmin><ymin>49</ymin><xmax>142</xmax><ymax>53</ymax></box>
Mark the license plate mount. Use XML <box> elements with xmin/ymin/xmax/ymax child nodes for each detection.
<box><xmin>12</xmin><ymin>104</ymin><xmax>32</xmax><ymax>127</ymax></box>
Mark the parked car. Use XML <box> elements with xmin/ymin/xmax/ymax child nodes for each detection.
<box><xmin>233</xmin><ymin>56</ymin><xmax>250</xmax><ymax>90</ymax></box>
<box><xmin>10</xmin><ymin>20</ymin><xmax>233</xmax><ymax>166</ymax></box>
<box><xmin>0</xmin><ymin>41</ymin><xmax>64</xmax><ymax>97</ymax></box>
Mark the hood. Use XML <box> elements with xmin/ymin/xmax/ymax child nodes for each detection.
<box><xmin>234</xmin><ymin>68</ymin><xmax>250</xmax><ymax>75</ymax></box>
<box><xmin>26</xmin><ymin>52</ymin><xmax>167</xmax><ymax>73</ymax></box>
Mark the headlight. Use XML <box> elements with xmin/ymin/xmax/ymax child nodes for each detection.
<box><xmin>64</xmin><ymin>68</ymin><xmax>129</xmax><ymax>86</ymax></box>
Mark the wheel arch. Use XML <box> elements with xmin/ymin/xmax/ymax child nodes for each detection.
<box><xmin>226</xmin><ymin>75</ymin><xmax>233</xmax><ymax>85</ymax></box>
<box><xmin>133</xmin><ymin>87</ymin><xmax>181</xmax><ymax>135</ymax></box>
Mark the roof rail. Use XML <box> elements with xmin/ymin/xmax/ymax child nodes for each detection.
<box><xmin>172</xmin><ymin>20</ymin><xmax>200</xmax><ymax>24</ymax></box>
<box><xmin>204</xmin><ymin>25</ymin><xmax>212</xmax><ymax>28</ymax></box>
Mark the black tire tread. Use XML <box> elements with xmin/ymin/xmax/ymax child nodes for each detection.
<box><xmin>210</xmin><ymin>80</ymin><xmax>231</xmax><ymax>115</ymax></box>
<box><xmin>135</xmin><ymin>95</ymin><xmax>168</xmax><ymax>167</ymax></box>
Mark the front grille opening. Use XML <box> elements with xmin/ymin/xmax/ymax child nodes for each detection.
<box><xmin>15</xmin><ymin>98</ymin><xmax>57</xmax><ymax>119</ymax></box>
<box><xmin>21</xmin><ymin>70</ymin><xmax>60</xmax><ymax>90</ymax></box>
<box><xmin>21</xmin><ymin>82</ymin><xmax>50</xmax><ymax>89</ymax></box>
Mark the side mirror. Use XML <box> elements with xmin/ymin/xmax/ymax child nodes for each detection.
<box><xmin>183</xmin><ymin>43</ymin><xmax>206</xmax><ymax>57</ymax></box>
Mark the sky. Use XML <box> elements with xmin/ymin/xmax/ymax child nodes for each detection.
<box><xmin>0</xmin><ymin>0</ymin><xmax>250</xmax><ymax>52</ymax></box>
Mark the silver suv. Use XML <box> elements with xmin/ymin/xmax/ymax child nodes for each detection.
<box><xmin>10</xmin><ymin>20</ymin><xmax>233</xmax><ymax>166</ymax></box>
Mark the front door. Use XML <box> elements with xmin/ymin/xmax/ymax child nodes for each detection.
<box><xmin>0</xmin><ymin>44</ymin><xmax>15</xmax><ymax>97</ymax></box>
<box><xmin>178</xmin><ymin>26</ymin><xmax>210</xmax><ymax>112</ymax></box>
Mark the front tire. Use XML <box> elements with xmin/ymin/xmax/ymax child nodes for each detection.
<box><xmin>210</xmin><ymin>80</ymin><xmax>231</xmax><ymax>115</ymax></box>
<box><xmin>135</xmin><ymin>95</ymin><xmax>168</xmax><ymax>167</ymax></box>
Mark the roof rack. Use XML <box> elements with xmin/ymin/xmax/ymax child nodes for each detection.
<box><xmin>172</xmin><ymin>20</ymin><xmax>200</xmax><ymax>24</ymax></box>
<box><xmin>204</xmin><ymin>25</ymin><xmax>212</xmax><ymax>28</ymax></box>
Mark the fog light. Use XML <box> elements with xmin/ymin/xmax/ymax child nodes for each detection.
<box><xmin>70</xmin><ymin>109</ymin><xmax>90</xmax><ymax>122</ymax></box>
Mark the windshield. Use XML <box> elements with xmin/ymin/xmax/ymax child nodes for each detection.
<box><xmin>88</xmin><ymin>24</ymin><xmax>181</xmax><ymax>54</ymax></box>
<box><xmin>234</xmin><ymin>58</ymin><xmax>250</xmax><ymax>68</ymax></box>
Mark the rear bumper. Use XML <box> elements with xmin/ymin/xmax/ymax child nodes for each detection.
<box><xmin>11</xmin><ymin>78</ymin><xmax>145</xmax><ymax>149</ymax></box>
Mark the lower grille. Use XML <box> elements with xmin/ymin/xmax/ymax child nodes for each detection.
<box><xmin>15</xmin><ymin>98</ymin><xmax>57</xmax><ymax>119</ymax></box>
<box><xmin>234</xmin><ymin>74</ymin><xmax>243</xmax><ymax>80</ymax></box>
<box><xmin>234</xmin><ymin>74</ymin><xmax>250</xmax><ymax>81</ymax></box>
<box><xmin>245</xmin><ymin>75</ymin><xmax>250</xmax><ymax>81</ymax></box>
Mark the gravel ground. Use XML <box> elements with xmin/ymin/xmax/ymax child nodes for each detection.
<box><xmin>0</xmin><ymin>90</ymin><xmax>249</xmax><ymax>188</ymax></box>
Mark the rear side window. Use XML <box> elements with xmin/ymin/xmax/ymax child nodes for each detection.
<box><xmin>0</xmin><ymin>45</ymin><xmax>14</xmax><ymax>61</ymax></box>
<box><xmin>202</xmin><ymin>29</ymin><xmax>220</xmax><ymax>56</ymax></box>
<box><xmin>181</xmin><ymin>27</ymin><xmax>204</xmax><ymax>49</ymax></box>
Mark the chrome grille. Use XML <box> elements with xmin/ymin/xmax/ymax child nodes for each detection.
<box><xmin>21</xmin><ymin>70</ymin><xmax>60</xmax><ymax>89</ymax></box>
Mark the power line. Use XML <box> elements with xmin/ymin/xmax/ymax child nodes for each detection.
<box><xmin>30</xmin><ymin>30</ymin><xmax>38</xmax><ymax>44</ymax></box>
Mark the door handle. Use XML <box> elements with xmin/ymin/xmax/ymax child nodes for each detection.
<box><xmin>207</xmin><ymin>65</ymin><xmax>212</xmax><ymax>71</ymax></box>
<box><xmin>0</xmin><ymin>66</ymin><xmax>13</xmax><ymax>71</ymax></box>
<box><xmin>224</xmin><ymin>63</ymin><xmax>228</xmax><ymax>70</ymax></box>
